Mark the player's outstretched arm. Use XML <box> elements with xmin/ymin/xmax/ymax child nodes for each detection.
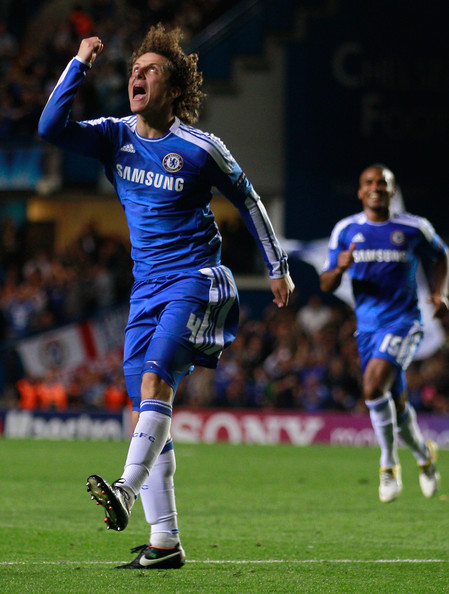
<box><xmin>38</xmin><ymin>38</ymin><xmax>106</xmax><ymax>156</ymax></box>
<box><xmin>270</xmin><ymin>274</ymin><xmax>295</xmax><ymax>308</ymax></box>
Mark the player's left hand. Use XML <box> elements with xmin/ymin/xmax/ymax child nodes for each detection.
<box><xmin>271</xmin><ymin>274</ymin><xmax>295</xmax><ymax>308</ymax></box>
<box><xmin>428</xmin><ymin>294</ymin><xmax>449</xmax><ymax>319</ymax></box>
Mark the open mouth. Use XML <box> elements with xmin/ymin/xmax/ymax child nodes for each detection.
<box><xmin>133</xmin><ymin>85</ymin><xmax>146</xmax><ymax>98</ymax></box>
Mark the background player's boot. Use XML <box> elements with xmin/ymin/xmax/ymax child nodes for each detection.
<box><xmin>419</xmin><ymin>441</ymin><xmax>440</xmax><ymax>498</ymax></box>
<box><xmin>86</xmin><ymin>474</ymin><xmax>131</xmax><ymax>531</ymax></box>
<box><xmin>379</xmin><ymin>465</ymin><xmax>402</xmax><ymax>503</ymax></box>
<box><xmin>116</xmin><ymin>543</ymin><xmax>186</xmax><ymax>569</ymax></box>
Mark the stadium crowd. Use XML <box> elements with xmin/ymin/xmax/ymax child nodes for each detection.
<box><xmin>0</xmin><ymin>218</ymin><xmax>133</xmax><ymax>339</ymax></box>
<box><xmin>1</xmin><ymin>220</ymin><xmax>449</xmax><ymax>415</ymax></box>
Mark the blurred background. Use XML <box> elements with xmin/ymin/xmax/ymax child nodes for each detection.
<box><xmin>1</xmin><ymin>0</ymin><xmax>449</xmax><ymax>435</ymax></box>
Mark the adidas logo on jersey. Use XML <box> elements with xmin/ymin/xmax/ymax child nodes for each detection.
<box><xmin>352</xmin><ymin>232</ymin><xmax>366</xmax><ymax>243</ymax></box>
<box><xmin>120</xmin><ymin>143</ymin><xmax>136</xmax><ymax>153</ymax></box>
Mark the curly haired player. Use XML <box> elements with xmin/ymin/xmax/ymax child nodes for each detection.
<box><xmin>39</xmin><ymin>23</ymin><xmax>294</xmax><ymax>568</ymax></box>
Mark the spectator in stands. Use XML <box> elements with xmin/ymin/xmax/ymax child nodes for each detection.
<box><xmin>16</xmin><ymin>374</ymin><xmax>39</xmax><ymax>409</ymax></box>
<box><xmin>270</xmin><ymin>354</ymin><xmax>299</xmax><ymax>409</ymax></box>
<box><xmin>104</xmin><ymin>374</ymin><xmax>129</xmax><ymax>412</ymax></box>
<box><xmin>0</xmin><ymin>19</ymin><xmax>18</xmax><ymax>62</ymax></box>
<box><xmin>36</xmin><ymin>368</ymin><xmax>68</xmax><ymax>410</ymax></box>
<box><xmin>0</xmin><ymin>217</ymin><xmax>21</xmax><ymax>273</ymax></box>
<box><xmin>296</xmin><ymin>294</ymin><xmax>332</xmax><ymax>336</ymax></box>
<box><xmin>70</xmin><ymin>4</ymin><xmax>95</xmax><ymax>38</ymax></box>
<box><xmin>299</xmin><ymin>369</ymin><xmax>331</xmax><ymax>411</ymax></box>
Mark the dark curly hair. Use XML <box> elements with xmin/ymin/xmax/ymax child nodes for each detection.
<box><xmin>129</xmin><ymin>23</ymin><xmax>206</xmax><ymax>125</ymax></box>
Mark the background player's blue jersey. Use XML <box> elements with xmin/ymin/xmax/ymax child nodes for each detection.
<box><xmin>322</xmin><ymin>211</ymin><xmax>448</xmax><ymax>332</ymax></box>
<box><xmin>38</xmin><ymin>57</ymin><xmax>289</xmax><ymax>281</ymax></box>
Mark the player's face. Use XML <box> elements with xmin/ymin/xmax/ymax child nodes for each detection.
<box><xmin>128</xmin><ymin>52</ymin><xmax>179</xmax><ymax>115</ymax></box>
<box><xmin>357</xmin><ymin>167</ymin><xmax>395</xmax><ymax>211</ymax></box>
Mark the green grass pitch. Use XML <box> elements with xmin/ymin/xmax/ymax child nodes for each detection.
<box><xmin>1</xmin><ymin>439</ymin><xmax>448</xmax><ymax>593</ymax></box>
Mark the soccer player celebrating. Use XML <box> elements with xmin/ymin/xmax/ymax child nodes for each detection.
<box><xmin>320</xmin><ymin>164</ymin><xmax>448</xmax><ymax>503</ymax></box>
<box><xmin>38</xmin><ymin>25</ymin><xmax>294</xmax><ymax>567</ymax></box>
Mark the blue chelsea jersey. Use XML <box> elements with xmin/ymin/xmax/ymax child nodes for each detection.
<box><xmin>38</xmin><ymin>57</ymin><xmax>289</xmax><ymax>281</ymax></box>
<box><xmin>322</xmin><ymin>211</ymin><xmax>448</xmax><ymax>332</ymax></box>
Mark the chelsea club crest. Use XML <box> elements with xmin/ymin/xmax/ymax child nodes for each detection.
<box><xmin>163</xmin><ymin>153</ymin><xmax>184</xmax><ymax>172</ymax></box>
<box><xmin>390</xmin><ymin>230</ymin><xmax>406</xmax><ymax>246</ymax></box>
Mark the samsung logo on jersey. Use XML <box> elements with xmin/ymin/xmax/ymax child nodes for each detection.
<box><xmin>353</xmin><ymin>249</ymin><xmax>407</xmax><ymax>263</ymax></box>
<box><xmin>116</xmin><ymin>164</ymin><xmax>185</xmax><ymax>191</ymax></box>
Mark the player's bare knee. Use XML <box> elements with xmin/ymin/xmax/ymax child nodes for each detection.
<box><xmin>141</xmin><ymin>372</ymin><xmax>173</xmax><ymax>403</ymax></box>
<box><xmin>363</xmin><ymin>374</ymin><xmax>385</xmax><ymax>401</ymax></box>
<box><xmin>363</xmin><ymin>359</ymin><xmax>395</xmax><ymax>401</ymax></box>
